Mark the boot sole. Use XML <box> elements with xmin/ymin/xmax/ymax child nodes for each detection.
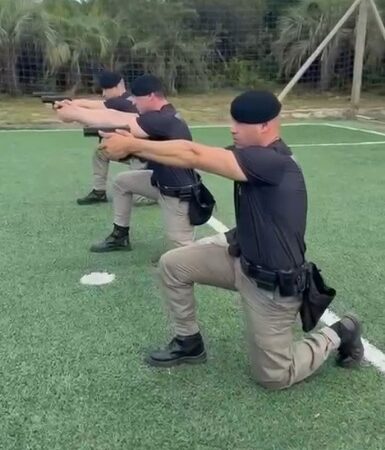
<box><xmin>78</xmin><ymin>203</ymin><xmax>108</xmax><ymax>206</ymax></box>
<box><xmin>337</xmin><ymin>313</ymin><xmax>364</xmax><ymax>368</ymax></box>
<box><xmin>90</xmin><ymin>245</ymin><xmax>132</xmax><ymax>253</ymax></box>
<box><xmin>338</xmin><ymin>347</ymin><xmax>364</xmax><ymax>368</ymax></box>
<box><xmin>77</xmin><ymin>200</ymin><xmax>108</xmax><ymax>205</ymax></box>
<box><xmin>145</xmin><ymin>352</ymin><xmax>207</xmax><ymax>368</ymax></box>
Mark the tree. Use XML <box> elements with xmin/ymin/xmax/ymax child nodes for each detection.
<box><xmin>0</xmin><ymin>0</ymin><xmax>384</xmax><ymax>95</ymax></box>
<box><xmin>0</xmin><ymin>0</ymin><xmax>60</xmax><ymax>94</ymax></box>
<box><xmin>82</xmin><ymin>0</ymin><xmax>135</xmax><ymax>72</ymax></box>
<box><xmin>42</xmin><ymin>0</ymin><xmax>115</xmax><ymax>92</ymax></box>
<box><xmin>128</xmin><ymin>0</ymin><xmax>211</xmax><ymax>93</ymax></box>
<box><xmin>274</xmin><ymin>0</ymin><xmax>355</xmax><ymax>90</ymax></box>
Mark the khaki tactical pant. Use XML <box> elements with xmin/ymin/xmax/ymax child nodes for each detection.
<box><xmin>93</xmin><ymin>148</ymin><xmax>147</xmax><ymax>191</ymax></box>
<box><xmin>113</xmin><ymin>170</ymin><xmax>195</xmax><ymax>248</ymax></box>
<box><xmin>158</xmin><ymin>234</ymin><xmax>341</xmax><ymax>390</ymax></box>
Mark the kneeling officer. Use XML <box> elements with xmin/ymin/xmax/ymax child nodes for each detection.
<box><xmin>99</xmin><ymin>90</ymin><xmax>363</xmax><ymax>390</ymax></box>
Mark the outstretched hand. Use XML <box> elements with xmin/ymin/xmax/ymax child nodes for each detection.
<box><xmin>55</xmin><ymin>103</ymin><xmax>78</xmax><ymax>122</ymax></box>
<box><xmin>53</xmin><ymin>99</ymin><xmax>72</xmax><ymax>110</ymax></box>
<box><xmin>98</xmin><ymin>129</ymin><xmax>137</xmax><ymax>161</ymax></box>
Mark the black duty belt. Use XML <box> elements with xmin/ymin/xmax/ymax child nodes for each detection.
<box><xmin>240</xmin><ymin>255</ymin><xmax>306</xmax><ymax>296</ymax></box>
<box><xmin>156</xmin><ymin>182</ymin><xmax>200</xmax><ymax>200</ymax></box>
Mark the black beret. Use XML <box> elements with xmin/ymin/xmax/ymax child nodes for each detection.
<box><xmin>131</xmin><ymin>74</ymin><xmax>163</xmax><ymax>96</ymax></box>
<box><xmin>230</xmin><ymin>90</ymin><xmax>281</xmax><ymax>124</ymax></box>
<box><xmin>98</xmin><ymin>71</ymin><xmax>122</xmax><ymax>89</ymax></box>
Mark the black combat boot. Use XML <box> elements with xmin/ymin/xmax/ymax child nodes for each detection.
<box><xmin>146</xmin><ymin>333</ymin><xmax>207</xmax><ymax>368</ymax></box>
<box><xmin>90</xmin><ymin>224</ymin><xmax>131</xmax><ymax>253</ymax></box>
<box><xmin>330</xmin><ymin>314</ymin><xmax>364</xmax><ymax>368</ymax></box>
<box><xmin>77</xmin><ymin>189</ymin><xmax>108</xmax><ymax>205</ymax></box>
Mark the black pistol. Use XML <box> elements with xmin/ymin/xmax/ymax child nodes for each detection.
<box><xmin>83</xmin><ymin>126</ymin><xmax>131</xmax><ymax>137</ymax></box>
<box><xmin>41</xmin><ymin>95</ymin><xmax>72</xmax><ymax>105</ymax></box>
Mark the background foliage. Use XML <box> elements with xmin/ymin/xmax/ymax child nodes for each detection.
<box><xmin>0</xmin><ymin>0</ymin><xmax>384</xmax><ymax>94</ymax></box>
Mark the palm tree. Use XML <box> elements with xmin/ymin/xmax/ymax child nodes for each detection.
<box><xmin>0</xmin><ymin>0</ymin><xmax>61</xmax><ymax>94</ymax></box>
<box><xmin>129</xmin><ymin>0</ymin><xmax>211</xmax><ymax>93</ymax></box>
<box><xmin>274</xmin><ymin>0</ymin><xmax>355</xmax><ymax>91</ymax></box>
<box><xmin>84</xmin><ymin>0</ymin><xmax>135</xmax><ymax>73</ymax></box>
<box><xmin>42</xmin><ymin>0</ymin><xmax>115</xmax><ymax>92</ymax></box>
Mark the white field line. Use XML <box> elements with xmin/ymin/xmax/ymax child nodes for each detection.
<box><xmin>0</xmin><ymin>120</ymin><xmax>385</xmax><ymax>133</ymax></box>
<box><xmin>3</xmin><ymin>128</ymin><xmax>384</xmax><ymax>146</ymax></box>
<box><xmin>206</xmin><ymin>217</ymin><xmax>385</xmax><ymax>375</ymax></box>
<box><xmin>1</xmin><ymin>121</ymin><xmax>385</xmax><ymax>144</ymax></box>
<box><xmin>291</xmin><ymin>141</ymin><xmax>385</xmax><ymax>147</ymax></box>
<box><xmin>322</xmin><ymin>122</ymin><xmax>385</xmax><ymax>137</ymax></box>
<box><xmin>0</xmin><ymin>121</ymin><xmax>364</xmax><ymax>132</ymax></box>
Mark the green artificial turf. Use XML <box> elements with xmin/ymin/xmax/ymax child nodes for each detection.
<box><xmin>0</xmin><ymin>123</ymin><xmax>384</xmax><ymax>449</ymax></box>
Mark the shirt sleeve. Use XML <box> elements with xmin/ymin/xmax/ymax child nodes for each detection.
<box><xmin>103</xmin><ymin>97</ymin><xmax>137</xmax><ymax>113</ymax></box>
<box><xmin>137</xmin><ymin>111</ymin><xmax>170</xmax><ymax>138</ymax></box>
<box><xmin>232</xmin><ymin>147</ymin><xmax>285</xmax><ymax>185</ymax></box>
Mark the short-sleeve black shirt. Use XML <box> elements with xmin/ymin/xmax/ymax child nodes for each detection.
<box><xmin>137</xmin><ymin>104</ymin><xmax>197</xmax><ymax>187</ymax></box>
<box><xmin>232</xmin><ymin>140</ymin><xmax>307</xmax><ymax>271</ymax></box>
<box><xmin>104</xmin><ymin>92</ymin><xmax>137</xmax><ymax>113</ymax></box>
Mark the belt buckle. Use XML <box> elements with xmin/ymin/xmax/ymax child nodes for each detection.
<box><xmin>179</xmin><ymin>188</ymin><xmax>192</xmax><ymax>200</ymax></box>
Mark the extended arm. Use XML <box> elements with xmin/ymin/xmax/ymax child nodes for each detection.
<box><xmin>70</xmin><ymin>99</ymin><xmax>107</xmax><ymax>109</ymax></box>
<box><xmin>99</xmin><ymin>132</ymin><xmax>247</xmax><ymax>181</ymax></box>
<box><xmin>56</xmin><ymin>106</ymin><xmax>148</xmax><ymax>138</ymax></box>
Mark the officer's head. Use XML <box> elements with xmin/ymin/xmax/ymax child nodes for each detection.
<box><xmin>98</xmin><ymin>71</ymin><xmax>125</xmax><ymax>99</ymax></box>
<box><xmin>230</xmin><ymin>90</ymin><xmax>282</xmax><ymax>148</ymax></box>
<box><xmin>130</xmin><ymin>74</ymin><xmax>166</xmax><ymax>114</ymax></box>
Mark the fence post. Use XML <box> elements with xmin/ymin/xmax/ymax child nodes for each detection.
<box><xmin>351</xmin><ymin>0</ymin><xmax>369</xmax><ymax>114</ymax></box>
<box><xmin>278</xmin><ymin>0</ymin><xmax>363</xmax><ymax>102</ymax></box>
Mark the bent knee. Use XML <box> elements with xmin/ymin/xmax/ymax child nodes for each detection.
<box><xmin>113</xmin><ymin>172</ymin><xmax>132</xmax><ymax>193</ymax></box>
<box><xmin>166</xmin><ymin>233</ymin><xmax>194</xmax><ymax>249</ymax></box>
<box><xmin>158</xmin><ymin>247</ymin><xmax>192</xmax><ymax>282</ymax></box>
<box><xmin>159</xmin><ymin>247</ymin><xmax>185</xmax><ymax>272</ymax></box>
<box><xmin>251</xmin><ymin>368</ymin><xmax>293</xmax><ymax>391</ymax></box>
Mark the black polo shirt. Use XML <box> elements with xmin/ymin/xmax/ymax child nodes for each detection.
<box><xmin>104</xmin><ymin>92</ymin><xmax>137</xmax><ymax>113</ymax></box>
<box><xmin>232</xmin><ymin>140</ymin><xmax>307</xmax><ymax>271</ymax></box>
<box><xmin>137</xmin><ymin>104</ymin><xmax>197</xmax><ymax>187</ymax></box>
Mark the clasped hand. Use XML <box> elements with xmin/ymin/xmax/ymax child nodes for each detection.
<box><xmin>98</xmin><ymin>130</ymin><xmax>136</xmax><ymax>160</ymax></box>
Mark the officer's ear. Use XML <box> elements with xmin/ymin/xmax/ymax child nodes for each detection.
<box><xmin>103</xmin><ymin>87</ymin><xmax>113</xmax><ymax>98</ymax></box>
